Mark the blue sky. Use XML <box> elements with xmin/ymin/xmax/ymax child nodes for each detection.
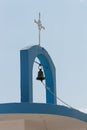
<box><xmin>0</xmin><ymin>0</ymin><xmax>87</xmax><ymax>113</ymax></box>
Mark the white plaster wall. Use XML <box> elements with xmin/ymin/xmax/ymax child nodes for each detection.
<box><xmin>0</xmin><ymin>114</ymin><xmax>87</xmax><ymax>130</ymax></box>
<box><xmin>0</xmin><ymin>119</ymin><xmax>24</xmax><ymax>130</ymax></box>
<box><xmin>25</xmin><ymin>119</ymin><xmax>47</xmax><ymax>130</ymax></box>
<box><xmin>24</xmin><ymin>115</ymin><xmax>87</xmax><ymax>130</ymax></box>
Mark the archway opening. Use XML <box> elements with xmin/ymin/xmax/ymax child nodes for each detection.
<box><xmin>33</xmin><ymin>57</ymin><xmax>46</xmax><ymax>103</ymax></box>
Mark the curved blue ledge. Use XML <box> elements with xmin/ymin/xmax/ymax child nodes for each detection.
<box><xmin>0</xmin><ymin>103</ymin><xmax>87</xmax><ymax>123</ymax></box>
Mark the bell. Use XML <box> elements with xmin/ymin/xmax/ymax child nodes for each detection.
<box><xmin>36</xmin><ymin>68</ymin><xmax>45</xmax><ymax>81</ymax></box>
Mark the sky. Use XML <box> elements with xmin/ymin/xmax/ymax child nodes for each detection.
<box><xmin>0</xmin><ymin>0</ymin><xmax>87</xmax><ymax>113</ymax></box>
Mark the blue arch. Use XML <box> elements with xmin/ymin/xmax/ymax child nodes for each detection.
<box><xmin>20</xmin><ymin>45</ymin><xmax>57</xmax><ymax>104</ymax></box>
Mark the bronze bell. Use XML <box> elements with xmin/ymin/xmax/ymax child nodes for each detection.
<box><xmin>36</xmin><ymin>68</ymin><xmax>45</xmax><ymax>81</ymax></box>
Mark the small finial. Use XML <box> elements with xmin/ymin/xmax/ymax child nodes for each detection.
<box><xmin>34</xmin><ymin>13</ymin><xmax>45</xmax><ymax>46</ymax></box>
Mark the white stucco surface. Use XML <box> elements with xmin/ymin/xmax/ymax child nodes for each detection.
<box><xmin>0</xmin><ymin>114</ymin><xmax>87</xmax><ymax>130</ymax></box>
<box><xmin>0</xmin><ymin>119</ymin><xmax>24</xmax><ymax>130</ymax></box>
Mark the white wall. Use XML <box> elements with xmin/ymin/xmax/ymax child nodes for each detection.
<box><xmin>0</xmin><ymin>114</ymin><xmax>87</xmax><ymax>130</ymax></box>
<box><xmin>0</xmin><ymin>119</ymin><xmax>24</xmax><ymax>130</ymax></box>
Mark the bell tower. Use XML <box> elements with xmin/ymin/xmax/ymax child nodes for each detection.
<box><xmin>20</xmin><ymin>45</ymin><xmax>57</xmax><ymax>104</ymax></box>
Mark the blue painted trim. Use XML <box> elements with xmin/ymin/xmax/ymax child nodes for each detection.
<box><xmin>0</xmin><ymin>103</ymin><xmax>87</xmax><ymax>123</ymax></box>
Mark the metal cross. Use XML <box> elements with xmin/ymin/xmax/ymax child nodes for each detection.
<box><xmin>34</xmin><ymin>13</ymin><xmax>45</xmax><ymax>46</ymax></box>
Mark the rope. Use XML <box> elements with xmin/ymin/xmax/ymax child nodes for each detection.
<box><xmin>41</xmin><ymin>81</ymin><xmax>75</xmax><ymax>109</ymax></box>
<box><xmin>34</xmin><ymin>61</ymin><xmax>41</xmax><ymax>65</ymax></box>
<box><xmin>35</xmin><ymin>60</ymin><xmax>76</xmax><ymax>110</ymax></box>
